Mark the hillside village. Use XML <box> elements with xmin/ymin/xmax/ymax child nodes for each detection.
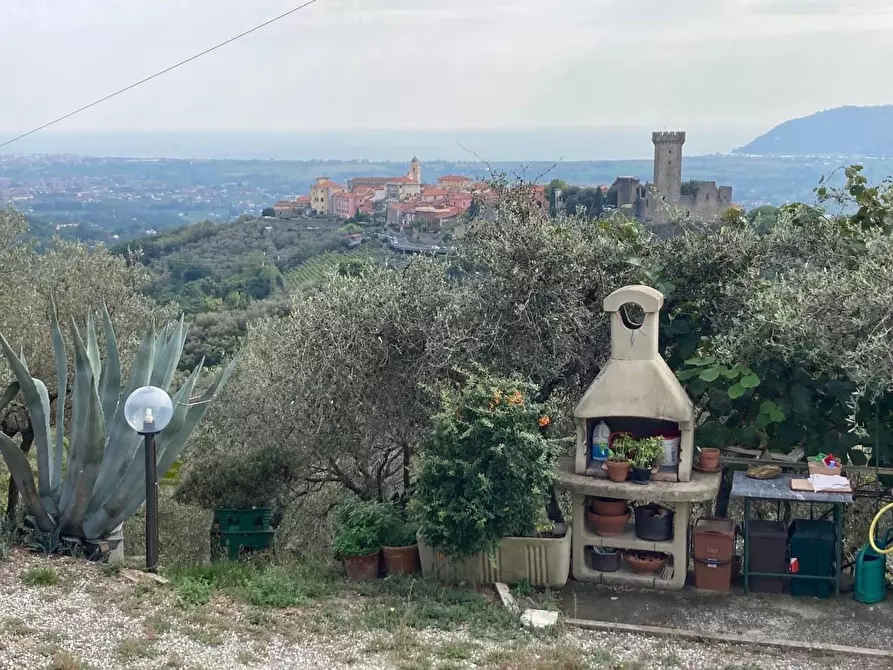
<box><xmin>272</xmin><ymin>157</ymin><xmax>547</xmax><ymax>233</ymax></box>
<box><xmin>270</xmin><ymin>132</ymin><xmax>734</xmax><ymax>232</ymax></box>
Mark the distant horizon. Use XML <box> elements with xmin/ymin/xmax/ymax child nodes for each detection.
<box><xmin>0</xmin><ymin>125</ymin><xmax>766</xmax><ymax>163</ymax></box>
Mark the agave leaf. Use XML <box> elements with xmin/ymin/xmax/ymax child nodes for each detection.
<box><xmin>0</xmin><ymin>381</ymin><xmax>20</xmax><ymax>414</ymax></box>
<box><xmin>84</xmin><ymin>358</ymin><xmax>235</xmax><ymax>540</ymax></box>
<box><xmin>58</xmin><ymin>320</ymin><xmax>105</xmax><ymax>536</ymax></box>
<box><xmin>85</xmin><ymin>314</ymin><xmax>101</xmax><ymax>393</ymax></box>
<box><xmin>0</xmin><ymin>333</ymin><xmax>54</xmax><ymax>500</ymax></box>
<box><xmin>56</xmin><ymin>320</ymin><xmax>91</xmax><ymax>516</ymax></box>
<box><xmin>89</xmin><ymin>320</ymin><xmax>155</xmax><ymax>512</ymax></box>
<box><xmin>0</xmin><ymin>433</ymin><xmax>54</xmax><ymax>532</ymax></box>
<box><xmin>50</xmin><ymin>299</ymin><xmax>67</xmax><ymax>492</ymax></box>
<box><xmin>98</xmin><ymin>304</ymin><xmax>121</xmax><ymax>432</ymax></box>
<box><xmin>149</xmin><ymin>315</ymin><xmax>185</xmax><ymax>390</ymax></box>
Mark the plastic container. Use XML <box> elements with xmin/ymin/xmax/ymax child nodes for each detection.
<box><xmin>657</xmin><ymin>429</ymin><xmax>680</xmax><ymax>467</ymax></box>
<box><xmin>210</xmin><ymin>508</ymin><xmax>275</xmax><ymax>561</ymax></box>
<box><xmin>591</xmin><ymin>421</ymin><xmax>611</xmax><ymax>461</ymax></box>
<box><xmin>854</xmin><ymin>528</ymin><xmax>893</xmax><ymax>604</ymax></box>
<box><xmin>588</xmin><ymin>546</ymin><xmax>621</xmax><ymax>572</ymax></box>
<box><xmin>634</xmin><ymin>504</ymin><xmax>674</xmax><ymax>542</ymax></box>
<box><xmin>747</xmin><ymin>520</ymin><xmax>787</xmax><ymax>593</ymax></box>
<box><xmin>693</xmin><ymin>517</ymin><xmax>735</xmax><ymax>591</ymax></box>
<box><xmin>789</xmin><ymin>519</ymin><xmax>835</xmax><ymax>598</ymax></box>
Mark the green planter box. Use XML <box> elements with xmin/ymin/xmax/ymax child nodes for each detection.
<box><xmin>211</xmin><ymin>508</ymin><xmax>274</xmax><ymax>561</ymax></box>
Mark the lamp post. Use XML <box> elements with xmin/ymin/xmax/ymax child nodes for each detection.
<box><xmin>124</xmin><ymin>385</ymin><xmax>173</xmax><ymax>572</ymax></box>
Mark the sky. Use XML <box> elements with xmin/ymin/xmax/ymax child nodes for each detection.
<box><xmin>2</xmin><ymin>0</ymin><xmax>893</xmax><ymax>158</ymax></box>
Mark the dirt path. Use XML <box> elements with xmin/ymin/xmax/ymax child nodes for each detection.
<box><xmin>0</xmin><ymin>551</ymin><xmax>882</xmax><ymax>670</ymax></box>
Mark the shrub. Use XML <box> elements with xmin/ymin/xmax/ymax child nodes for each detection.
<box><xmin>416</xmin><ymin>370</ymin><xmax>557</xmax><ymax>558</ymax></box>
<box><xmin>333</xmin><ymin>500</ymin><xmax>393</xmax><ymax>557</ymax></box>
<box><xmin>175</xmin><ymin>429</ymin><xmax>302</xmax><ymax>510</ymax></box>
<box><xmin>22</xmin><ymin>565</ymin><xmax>60</xmax><ymax>587</ymax></box>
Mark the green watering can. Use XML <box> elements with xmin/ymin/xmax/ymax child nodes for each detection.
<box><xmin>854</xmin><ymin>528</ymin><xmax>893</xmax><ymax>604</ymax></box>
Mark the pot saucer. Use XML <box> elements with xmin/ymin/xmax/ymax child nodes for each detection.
<box><xmin>693</xmin><ymin>463</ymin><xmax>723</xmax><ymax>474</ymax></box>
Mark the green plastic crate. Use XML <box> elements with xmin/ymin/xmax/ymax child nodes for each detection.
<box><xmin>211</xmin><ymin>508</ymin><xmax>274</xmax><ymax>561</ymax></box>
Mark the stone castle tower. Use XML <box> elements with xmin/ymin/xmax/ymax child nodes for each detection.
<box><xmin>409</xmin><ymin>156</ymin><xmax>421</xmax><ymax>184</ymax></box>
<box><xmin>652</xmin><ymin>132</ymin><xmax>685</xmax><ymax>205</ymax></box>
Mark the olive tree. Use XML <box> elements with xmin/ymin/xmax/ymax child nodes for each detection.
<box><xmin>0</xmin><ymin>208</ymin><xmax>167</xmax><ymax>518</ymax></box>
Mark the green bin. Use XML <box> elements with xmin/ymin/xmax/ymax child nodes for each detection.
<box><xmin>211</xmin><ymin>508</ymin><xmax>274</xmax><ymax>561</ymax></box>
<box><xmin>789</xmin><ymin>519</ymin><xmax>835</xmax><ymax>598</ymax></box>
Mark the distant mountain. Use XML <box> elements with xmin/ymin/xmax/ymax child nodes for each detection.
<box><xmin>734</xmin><ymin>105</ymin><xmax>893</xmax><ymax>157</ymax></box>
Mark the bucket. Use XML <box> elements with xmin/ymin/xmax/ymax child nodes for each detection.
<box><xmin>658</xmin><ymin>431</ymin><xmax>680</xmax><ymax>467</ymax></box>
<box><xmin>589</xmin><ymin>546</ymin><xmax>621</xmax><ymax>572</ymax></box>
<box><xmin>634</xmin><ymin>504</ymin><xmax>674</xmax><ymax>542</ymax></box>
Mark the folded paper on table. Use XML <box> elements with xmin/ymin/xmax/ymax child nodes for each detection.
<box><xmin>789</xmin><ymin>475</ymin><xmax>853</xmax><ymax>494</ymax></box>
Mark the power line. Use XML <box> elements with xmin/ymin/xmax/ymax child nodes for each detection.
<box><xmin>0</xmin><ymin>0</ymin><xmax>324</xmax><ymax>150</ymax></box>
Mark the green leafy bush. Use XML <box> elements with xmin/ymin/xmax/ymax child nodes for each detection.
<box><xmin>333</xmin><ymin>500</ymin><xmax>393</xmax><ymax>557</ymax></box>
<box><xmin>416</xmin><ymin>370</ymin><xmax>556</xmax><ymax>558</ymax></box>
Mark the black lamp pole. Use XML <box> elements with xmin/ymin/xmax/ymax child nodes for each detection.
<box><xmin>142</xmin><ymin>419</ymin><xmax>158</xmax><ymax>573</ymax></box>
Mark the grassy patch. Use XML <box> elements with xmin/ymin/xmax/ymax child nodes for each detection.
<box><xmin>45</xmin><ymin>651</ymin><xmax>93</xmax><ymax>670</ymax></box>
<box><xmin>483</xmin><ymin>646</ymin><xmax>593</xmax><ymax>669</ymax></box>
<box><xmin>22</xmin><ymin>565</ymin><xmax>60</xmax><ymax>587</ymax></box>
<box><xmin>115</xmin><ymin>636</ymin><xmax>158</xmax><ymax>662</ymax></box>
<box><xmin>143</xmin><ymin>612</ymin><xmax>173</xmax><ymax>635</ymax></box>
<box><xmin>436</xmin><ymin>640</ymin><xmax>479</xmax><ymax>661</ymax></box>
<box><xmin>183</xmin><ymin>625</ymin><xmax>225</xmax><ymax>646</ymax></box>
<box><xmin>2</xmin><ymin>616</ymin><xmax>36</xmax><ymax>637</ymax></box>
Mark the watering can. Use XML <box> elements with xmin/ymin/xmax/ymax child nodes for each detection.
<box><xmin>854</xmin><ymin>528</ymin><xmax>893</xmax><ymax>604</ymax></box>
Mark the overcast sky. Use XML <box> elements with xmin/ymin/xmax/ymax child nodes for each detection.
<box><xmin>2</xmin><ymin>0</ymin><xmax>892</xmax><ymax>155</ymax></box>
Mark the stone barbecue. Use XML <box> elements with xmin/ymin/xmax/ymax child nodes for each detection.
<box><xmin>555</xmin><ymin>284</ymin><xmax>721</xmax><ymax>589</ymax></box>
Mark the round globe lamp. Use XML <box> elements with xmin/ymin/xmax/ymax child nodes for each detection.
<box><xmin>124</xmin><ymin>385</ymin><xmax>173</xmax><ymax>572</ymax></box>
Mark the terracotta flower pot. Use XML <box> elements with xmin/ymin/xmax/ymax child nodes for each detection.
<box><xmin>343</xmin><ymin>551</ymin><xmax>380</xmax><ymax>580</ymax></box>
<box><xmin>605</xmin><ymin>460</ymin><xmax>630</xmax><ymax>483</ymax></box>
<box><xmin>623</xmin><ymin>550</ymin><xmax>666</xmax><ymax>575</ymax></box>
<box><xmin>591</xmin><ymin>497</ymin><xmax>629</xmax><ymax>516</ymax></box>
<box><xmin>699</xmin><ymin>448</ymin><xmax>721</xmax><ymax>470</ymax></box>
<box><xmin>587</xmin><ymin>509</ymin><xmax>631</xmax><ymax>537</ymax></box>
<box><xmin>382</xmin><ymin>545</ymin><xmax>420</xmax><ymax>575</ymax></box>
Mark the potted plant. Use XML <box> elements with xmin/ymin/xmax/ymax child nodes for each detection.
<box><xmin>333</xmin><ymin>500</ymin><xmax>391</xmax><ymax>581</ymax></box>
<box><xmin>381</xmin><ymin>510</ymin><xmax>421</xmax><ymax>576</ymax></box>
<box><xmin>605</xmin><ymin>449</ymin><xmax>631</xmax><ymax>483</ymax></box>
<box><xmin>629</xmin><ymin>436</ymin><xmax>665</xmax><ymax>485</ymax></box>
<box><xmin>415</xmin><ymin>370</ymin><xmax>570</xmax><ymax>588</ymax></box>
<box><xmin>176</xmin><ymin>435</ymin><xmax>299</xmax><ymax>561</ymax></box>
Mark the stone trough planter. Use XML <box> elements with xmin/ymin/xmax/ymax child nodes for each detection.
<box><xmin>416</xmin><ymin>526</ymin><xmax>571</xmax><ymax>588</ymax></box>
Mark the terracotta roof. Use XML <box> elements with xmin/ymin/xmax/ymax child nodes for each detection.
<box><xmin>422</xmin><ymin>187</ymin><xmax>448</xmax><ymax>197</ymax></box>
<box><xmin>296</xmin><ymin>195</ymin><xmax>311</xmax><ymax>203</ymax></box>
<box><xmin>389</xmin><ymin>176</ymin><xmax>416</xmax><ymax>184</ymax></box>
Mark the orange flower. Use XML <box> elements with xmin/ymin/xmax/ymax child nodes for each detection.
<box><xmin>538</xmin><ymin>416</ymin><xmax>551</xmax><ymax>428</ymax></box>
<box><xmin>507</xmin><ymin>390</ymin><xmax>524</xmax><ymax>406</ymax></box>
<box><xmin>492</xmin><ymin>393</ymin><xmax>502</xmax><ymax>405</ymax></box>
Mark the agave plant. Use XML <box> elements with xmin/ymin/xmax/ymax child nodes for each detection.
<box><xmin>0</xmin><ymin>304</ymin><xmax>234</xmax><ymax>551</ymax></box>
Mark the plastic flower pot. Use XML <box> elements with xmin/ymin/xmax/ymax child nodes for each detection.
<box><xmin>589</xmin><ymin>546</ymin><xmax>621</xmax><ymax>572</ymax></box>
<box><xmin>343</xmin><ymin>551</ymin><xmax>381</xmax><ymax>580</ymax></box>
<box><xmin>634</xmin><ymin>503</ymin><xmax>674</xmax><ymax>542</ymax></box>
<box><xmin>606</xmin><ymin>460</ymin><xmax>630</xmax><ymax>482</ymax></box>
<box><xmin>698</xmin><ymin>448</ymin><xmax>721</xmax><ymax>470</ymax></box>
<box><xmin>382</xmin><ymin>545</ymin><xmax>420</xmax><ymax>575</ymax></box>
<box><xmin>591</xmin><ymin>497</ymin><xmax>629</xmax><ymax>516</ymax></box>
<box><xmin>630</xmin><ymin>466</ymin><xmax>652</xmax><ymax>485</ymax></box>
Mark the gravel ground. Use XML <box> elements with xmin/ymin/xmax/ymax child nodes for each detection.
<box><xmin>0</xmin><ymin>551</ymin><xmax>885</xmax><ymax>670</ymax></box>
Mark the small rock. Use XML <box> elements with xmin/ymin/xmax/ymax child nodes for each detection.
<box><xmin>521</xmin><ymin>609</ymin><xmax>558</xmax><ymax>628</ymax></box>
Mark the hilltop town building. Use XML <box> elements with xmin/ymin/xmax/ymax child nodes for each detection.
<box><xmin>310</xmin><ymin>177</ymin><xmax>345</xmax><ymax>216</ymax></box>
<box><xmin>613</xmin><ymin>132</ymin><xmax>733</xmax><ymax>224</ymax></box>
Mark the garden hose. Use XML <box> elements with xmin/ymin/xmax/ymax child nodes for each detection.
<box><xmin>868</xmin><ymin>502</ymin><xmax>893</xmax><ymax>554</ymax></box>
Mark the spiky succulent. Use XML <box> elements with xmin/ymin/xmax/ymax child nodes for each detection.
<box><xmin>0</xmin><ymin>304</ymin><xmax>234</xmax><ymax>549</ymax></box>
